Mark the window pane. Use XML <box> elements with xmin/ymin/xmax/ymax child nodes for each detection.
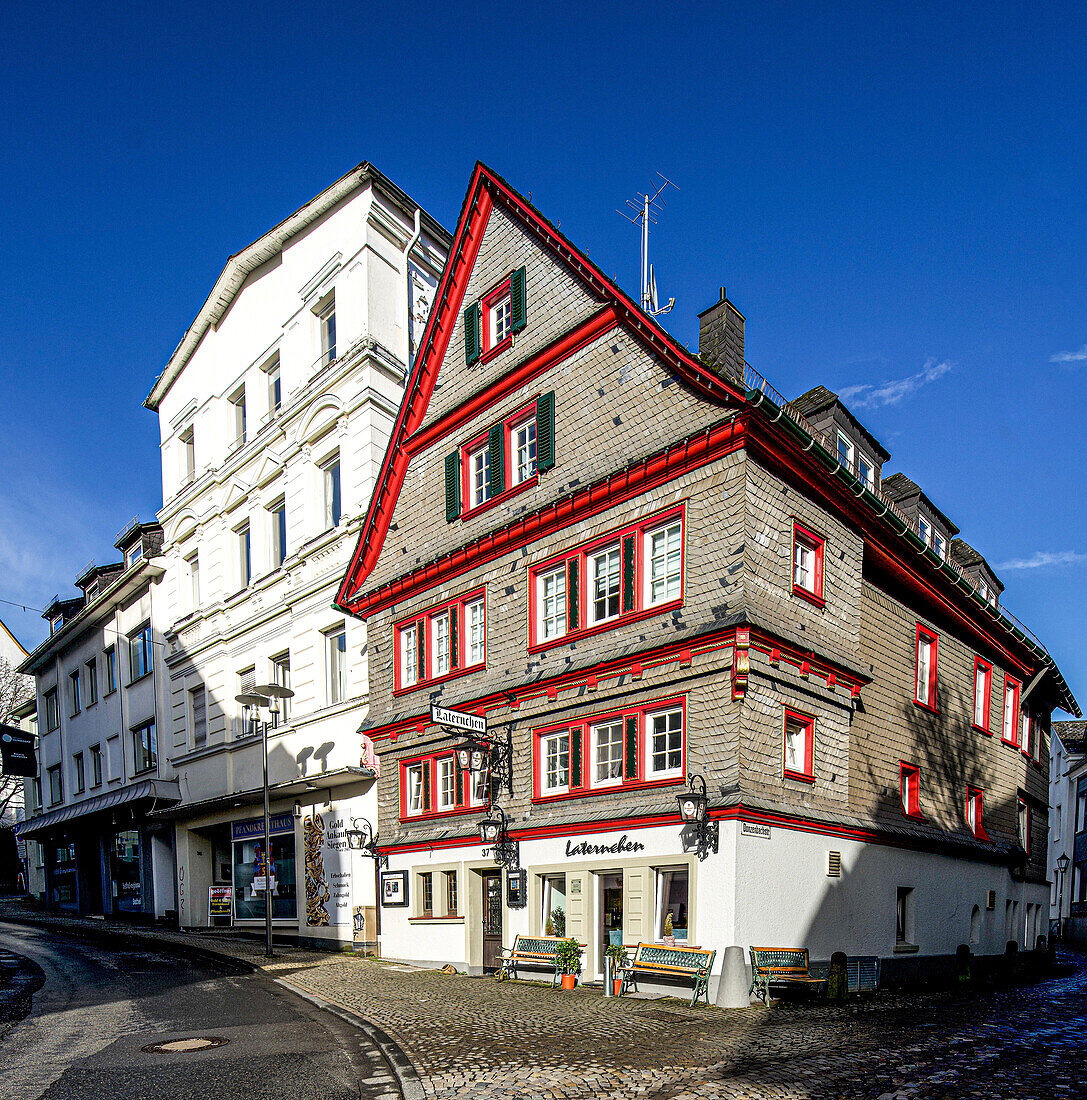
<box><xmin>466</xmin><ymin>599</ymin><xmax>485</xmax><ymax>665</ymax></box>
<box><xmin>432</xmin><ymin>612</ymin><xmax>450</xmax><ymax>677</ymax></box>
<box><xmin>491</xmin><ymin>295</ymin><xmax>512</xmax><ymax>345</ymax></box>
<box><xmin>544</xmin><ymin>733</ymin><xmax>569</xmax><ymax>792</ymax></box>
<box><xmin>648</xmin><ymin>522</ymin><xmax>682</xmax><ymax>604</ymax></box>
<box><xmin>470</xmin><ymin>445</ymin><xmax>490</xmax><ymax>507</ymax></box>
<box><xmin>540</xmin><ymin>567</ymin><xmax>567</xmax><ymax>639</ymax></box>
<box><xmin>324</xmin><ymin>459</ymin><xmax>341</xmax><ymax>527</ymax></box>
<box><xmin>593</xmin><ymin>721</ymin><xmax>623</xmax><ymax>784</ymax></box>
<box><xmin>591</xmin><ymin>546</ymin><xmax>621</xmax><ymax>622</ymax></box>
<box><xmin>657</xmin><ymin>869</ymin><xmax>689</xmax><ymax>940</ymax></box>
<box><xmin>402</xmin><ymin>626</ymin><xmax>418</xmax><ymax>687</ymax></box>
<box><xmin>438</xmin><ymin>758</ymin><xmax>456</xmax><ymax>808</ymax></box>
<box><xmin>650</xmin><ymin>710</ymin><xmax>682</xmax><ymax>774</ymax></box>
<box><xmin>514</xmin><ymin>418</ymin><xmax>537</xmax><ymax>483</ymax></box>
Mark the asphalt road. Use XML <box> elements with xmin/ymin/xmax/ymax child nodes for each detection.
<box><xmin>0</xmin><ymin>922</ymin><xmax>401</xmax><ymax>1100</ymax></box>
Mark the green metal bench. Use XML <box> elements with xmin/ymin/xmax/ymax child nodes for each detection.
<box><xmin>616</xmin><ymin>942</ymin><xmax>716</xmax><ymax>1006</ymax></box>
<box><xmin>749</xmin><ymin>946</ymin><xmax>827</xmax><ymax>1005</ymax></box>
<box><xmin>498</xmin><ymin>935</ymin><xmax>580</xmax><ymax>986</ymax></box>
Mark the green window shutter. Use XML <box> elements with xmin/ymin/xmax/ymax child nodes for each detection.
<box><xmin>567</xmin><ymin>558</ymin><xmax>580</xmax><ymax>630</ymax></box>
<box><xmin>444</xmin><ymin>451</ymin><xmax>461</xmax><ymax>522</ymax></box>
<box><xmin>488</xmin><ymin>423</ymin><xmax>505</xmax><ymax>495</ymax></box>
<box><xmin>622</xmin><ymin>535</ymin><xmax>636</xmax><ymax>613</ymax></box>
<box><xmin>450</xmin><ymin>611</ymin><xmax>459</xmax><ymax>670</ymax></box>
<box><xmin>536</xmin><ymin>391</ymin><xmax>555</xmax><ymax>472</ymax></box>
<box><xmin>417</xmin><ymin>620</ymin><xmax>426</xmax><ymax>683</ymax></box>
<box><xmin>422</xmin><ymin>762</ymin><xmax>431</xmax><ymax>810</ymax></box>
<box><xmin>624</xmin><ymin>716</ymin><xmax>638</xmax><ymax>779</ymax></box>
<box><xmin>570</xmin><ymin>728</ymin><xmax>582</xmax><ymax>789</ymax></box>
<box><xmin>464</xmin><ymin>302</ymin><xmax>481</xmax><ymax>365</ymax></box>
<box><xmin>510</xmin><ymin>266</ymin><xmax>527</xmax><ymax>333</ymax></box>
<box><xmin>455</xmin><ymin>764</ymin><xmax>464</xmax><ymax>806</ymax></box>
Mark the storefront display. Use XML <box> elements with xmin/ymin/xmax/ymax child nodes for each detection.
<box><xmin>49</xmin><ymin>842</ymin><xmax>77</xmax><ymax>909</ymax></box>
<box><xmin>111</xmin><ymin>829</ymin><xmax>142</xmax><ymax>913</ymax></box>
<box><xmin>231</xmin><ymin>814</ymin><xmax>297</xmax><ymax>921</ymax></box>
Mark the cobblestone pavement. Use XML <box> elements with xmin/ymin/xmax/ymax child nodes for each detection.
<box><xmin>3</xmin><ymin>904</ymin><xmax>1085</xmax><ymax>1100</ymax></box>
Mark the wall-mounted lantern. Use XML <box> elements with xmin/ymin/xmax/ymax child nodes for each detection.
<box><xmin>677</xmin><ymin>774</ymin><xmax>718</xmax><ymax>860</ymax></box>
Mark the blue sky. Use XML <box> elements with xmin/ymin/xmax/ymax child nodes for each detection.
<box><xmin>1</xmin><ymin>1</ymin><xmax>1084</xmax><ymax>714</ymax></box>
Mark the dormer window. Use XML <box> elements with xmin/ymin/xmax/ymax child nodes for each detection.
<box><xmin>932</xmin><ymin>531</ymin><xmax>946</xmax><ymax>560</ymax></box>
<box><xmin>463</xmin><ymin>268</ymin><xmax>527</xmax><ymax>366</ymax></box>
<box><xmin>126</xmin><ymin>542</ymin><xmax>143</xmax><ymax>568</ymax></box>
<box><xmin>86</xmin><ymin>581</ymin><xmax>99</xmax><ymax>601</ymax></box>
<box><xmin>836</xmin><ymin>432</ymin><xmax>854</xmax><ymax>472</ymax></box>
<box><xmin>50</xmin><ymin>615</ymin><xmax>62</xmax><ymax>635</ymax></box>
<box><xmin>918</xmin><ymin>516</ymin><xmax>930</xmax><ymax>545</ymax></box>
<box><xmin>857</xmin><ymin>454</ymin><xmax>875</xmax><ymax>491</ymax></box>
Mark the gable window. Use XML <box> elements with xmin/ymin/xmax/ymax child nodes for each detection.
<box><xmin>323</xmin><ymin>455</ymin><xmax>342</xmax><ymax>528</ymax></box>
<box><xmin>50</xmin><ymin>614</ymin><xmax>62</xmax><ymax>635</ymax></box>
<box><xmin>90</xmin><ymin>744</ymin><xmax>102</xmax><ymax>787</ymax></box>
<box><xmin>69</xmin><ymin>670</ymin><xmax>81</xmax><ymax>716</ymax></box>
<box><xmin>236</xmin><ymin>522</ymin><xmax>252</xmax><ymax>588</ymax></box>
<box><xmin>270</xmin><ymin>499</ymin><xmax>288</xmax><ymax>568</ymax></box>
<box><xmin>446</xmin><ymin>393</ymin><xmax>554</xmax><ymax>521</ymax></box>
<box><xmin>394</xmin><ymin>589</ymin><xmax>486</xmax><ymax>693</ymax></box>
<box><xmin>900</xmin><ymin>762</ymin><xmax>922</xmax><ymax>818</ymax></box>
<box><xmin>932</xmin><ymin>530</ymin><xmax>947</xmax><ymax>560</ymax></box>
<box><xmin>529</xmin><ymin>505</ymin><xmax>685</xmax><ymax>650</ymax></box>
<box><xmin>532</xmin><ymin>698</ymin><xmax>685</xmax><ymax>802</ymax></box>
<box><xmin>73</xmin><ymin>752</ymin><xmax>85</xmax><ymax>794</ymax></box>
<box><xmin>1001</xmin><ymin>676</ymin><xmax>1021</xmax><ymax>746</ymax></box>
<box><xmin>783</xmin><ymin>709</ymin><xmax>815</xmax><ymax>782</ymax></box>
<box><xmin>132</xmin><ymin>719</ymin><xmax>157</xmax><ymax>773</ymax></box>
<box><xmin>44</xmin><ymin>688</ymin><xmax>59</xmax><ymax>731</ymax></box>
<box><xmin>129</xmin><ymin>622</ymin><xmax>153</xmax><ymax>682</ymax></box>
<box><xmin>85</xmin><ymin>659</ymin><xmax>97</xmax><ymax>706</ymax></box>
<box><xmin>973</xmin><ymin>657</ymin><xmax>992</xmax><ymax>732</ymax></box>
<box><xmin>230</xmin><ymin>385</ymin><xmax>247</xmax><ymax>447</ymax></box>
<box><xmin>914</xmin><ymin>625</ymin><xmax>938</xmax><ymax>711</ymax></box>
<box><xmin>399</xmin><ymin>752</ymin><xmax>479</xmax><ymax>821</ymax></box>
<box><xmin>104</xmin><ymin>647</ymin><xmax>117</xmax><ymax>694</ymax></box>
<box><xmin>967</xmin><ymin>787</ymin><xmax>988</xmax><ymax>840</ymax></box>
<box><xmin>463</xmin><ymin>267</ymin><xmax>527</xmax><ymax>366</ymax></box>
<box><xmin>792</xmin><ymin>522</ymin><xmax>825</xmax><ymax>606</ymax></box>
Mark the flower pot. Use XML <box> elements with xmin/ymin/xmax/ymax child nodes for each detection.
<box><xmin>663</xmin><ymin>936</ymin><xmax>676</xmax><ymax>948</ymax></box>
<box><xmin>560</xmin><ymin>973</ymin><xmax>577</xmax><ymax>991</ymax></box>
<box><xmin>612</xmin><ymin>978</ymin><xmax>623</xmax><ymax>996</ymax></box>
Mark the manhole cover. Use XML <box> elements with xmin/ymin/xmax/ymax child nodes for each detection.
<box><xmin>142</xmin><ymin>1037</ymin><xmax>229</xmax><ymax>1054</ymax></box>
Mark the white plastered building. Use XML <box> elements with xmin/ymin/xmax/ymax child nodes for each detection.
<box><xmin>145</xmin><ymin>163</ymin><xmax>449</xmax><ymax>947</ymax></box>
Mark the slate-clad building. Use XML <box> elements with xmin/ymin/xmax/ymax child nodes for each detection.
<box><xmin>335</xmin><ymin>163</ymin><xmax>1077</xmax><ymax>990</ymax></box>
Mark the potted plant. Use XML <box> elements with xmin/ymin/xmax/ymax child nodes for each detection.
<box><xmin>605</xmin><ymin>942</ymin><xmax>627</xmax><ymax>996</ymax></box>
<box><xmin>662</xmin><ymin>912</ymin><xmax>676</xmax><ymax>948</ymax></box>
<box><xmin>554</xmin><ymin>937</ymin><xmax>582</xmax><ymax>990</ymax></box>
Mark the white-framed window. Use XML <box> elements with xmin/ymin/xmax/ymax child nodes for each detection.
<box><xmin>437</xmin><ymin>756</ymin><xmax>457</xmax><ymax>810</ymax></box>
<box><xmin>512</xmin><ymin>415</ymin><xmax>537</xmax><ymax>485</ymax></box>
<box><xmin>405</xmin><ymin>763</ymin><xmax>425</xmax><ymax>816</ymax></box>
<box><xmin>181</xmin><ymin>426</ymin><xmax>195</xmax><ymax>484</ymax></box>
<box><xmin>539</xmin><ymin>566</ymin><xmax>567</xmax><ymax>640</ymax></box>
<box><xmin>265</xmin><ymin>353</ymin><xmax>282</xmax><ymax>413</ymax></box>
<box><xmin>915</xmin><ymin>625</ymin><xmax>937</xmax><ymax>709</ymax></box>
<box><xmin>489</xmin><ymin>291</ymin><xmax>512</xmax><ymax>348</ymax></box>
<box><xmin>589</xmin><ymin>543</ymin><xmax>622</xmax><ymax>624</ymax></box>
<box><xmin>541</xmin><ymin>873</ymin><xmax>566</xmax><ymax>936</ymax></box>
<box><xmin>126</xmin><ymin>541</ymin><xmax>144</xmax><ymax>567</ymax></box>
<box><xmin>541</xmin><ymin>731</ymin><xmax>570</xmax><ymax>794</ymax></box>
<box><xmin>468</xmin><ymin>441</ymin><xmax>490</xmax><ymax>508</ymax></box>
<box><xmin>783</xmin><ymin>710</ymin><xmax>815</xmax><ymax>780</ymax></box>
<box><xmin>230</xmin><ymin>385</ymin><xmax>246</xmax><ymax>447</ymax></box>
<box><xmin>129</xmin><ymin>622</ymin><xmax>153</xmax><ymax>681</ymax></box>
<box><xmin>318</xmin><ymin>295</ymin><xmax>336</xmax><ymax>365</ymax></box>
<box><xmin>468</xmin><ymin>766</ymin><xmax>489</xmax><ymax>807</ymax></box>
<box><xmin>270</xmin><ymin>499</ymin><xmax>287</xmax><ymax>567</ymax></box>
<box><xmin>272</xmin><ymin>652</ymin><xmax>291</xmax><ymax>721</ymax></box>
<box><xmin>918</xmin><ymin>516</ymin><xmax>931</xmax><ymax>547</ymax></box>
<box><xmin>1002</xmin><ymin>677</ymin><xmax>1021</xmax><ymax>745</ymax></box>
<box><xmin>431</xmin><ymin>611</ymin><xmax>451</xmax><ymax>678</ymax></box>
<box><xmin>466</xmin><ymin>597</ymin><xmax>485</xmax><ymax>666</ymax></box>
<box><xmin>236</xmin><ymin>522</ymin><xmax>252</xmax><ymax>588</ymax></box>
<box><xmin>323</xmin><ymin>455</ymin><xmax>341</xmax><ymax>528</ymax></box>
<box><xmin>326</xmin><ymin>626</ymin><xmax>347</xmax><ymax>704</ymax></box>
<box><xmin>655</xmin><ymin>867</ymin><xmax>690</xmax><ymax>942</ymax></box>
<box><xmin>932</xmin><ymin>531</ymin><xmax>946</xmax><ymax>560</ymax></box>
<box><xmin>646</xmin><ymin>708</ymin><xmax>683</xmax><ymax>778</ymax></box>
<box><xmin>973</xmin><ymin>658</ymin><xmax>991</xmax><ymax>729</ymax></box>
<box><xmin>187</xmin><ymin>552</ymin><xmax>200</xmax><ymax>612</ymax></box>
<box><xmin>646</xmin><ymin>520</ymin><xmax>682</xmax><ymax>606</ymax></box>
<box><xmin>401</xmin><ymin>623</ymin><xmax>419</xmax><ymax>688</ymax></box>
<box><xmin>836</xmin><ymin>432</ymin><xmax>854</xmax><ymax>471</ymax></box>
<box><xmin>592</xmin><ymin>720</ymin><xmax>624</xmax><ymax>788</ymax></box>
<box><xmin>857</xmin><ymin>454</ymin><xmax>875</xmax><ymax>491</ymax></box>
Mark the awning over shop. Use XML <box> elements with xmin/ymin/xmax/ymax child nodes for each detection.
<box><xmin>145</xmin><ymin>766</ymin><xmax>374</xmax><ymax>822</ymax></box>
<box><xmin>16</xmin><ymin>779</ymin><xmax>181</xmax><ymax>839</ymax></box>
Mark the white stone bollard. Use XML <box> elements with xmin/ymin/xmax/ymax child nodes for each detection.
<box><xmin>715</xmin><ymin>945</ymin><xmax>751</xmax><ymax>1008</ymax></box>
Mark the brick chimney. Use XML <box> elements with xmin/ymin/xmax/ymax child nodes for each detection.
<box><xmin>697</xmin><ymin>288</ymin><xmax>745</xmax><ymax>384</ymax></box>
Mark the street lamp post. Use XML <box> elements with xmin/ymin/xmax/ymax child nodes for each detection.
<box><xmin>236</xmin><ymin>683</ymin><xmax>295</xmax><ymax>958</ymax></box>
<box><xmin>1057</xmin><ymin>853</ymin><xmax>1071</xmax><ymax>941</ymax></box>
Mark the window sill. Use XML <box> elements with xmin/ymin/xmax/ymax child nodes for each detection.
<box><xmin>902</xmin><ymin>810</ymin><xmax>925</xmax><ymax>821</ymax></box>
<box><xmin>132</xmin><ymin>766</ymin><xmax>158</xmax><ymax>777</ymax></box>
<box><xmin>128</xmin><ymin>672</ymin><xmax>153</xmax><ymax>688</ymax></box>
<box><xmin>533</xmin><ymin>774</ymin><xmax>685</xmax><ymax>806</ymax></box>
<box><xmin>972</xmin><ymin>723</ymin><xmax>992</xmax><ymax>736</ymax></box>
<box><xmin>1001</xmin><ymin>738</ymin><xmax>1022</xmax><ymax>751</ymax></box>
<box><xmin>460</xmin><ymin>475</ymin><xmax>538</xmax><ymax>523</ymax></box>
<box><xmin>783</xmin><ymin>770</ymin><xmax>816</xmax><ymax>785</ymax></box>
<box><xmin>912</xmin><ymin>699</ymin><xmax>938</xmax><ymax>715</ymax></box>
<box><xmin>394</xmin><ymin>661</ymin><xmax>486</xmax><ymax>698</ymax></box>
<box><xmin>478</xmin><ymin>335</ymin><xmax>513</xmax><ymax>366</ymax></box>
<box><xmin>893</xmin><ymin>943</ymin><xmax>920</xmax><ymax>954</ymax></box>
<box><xmin>529</xmin><ymin>597</ymin><xmax>684</xmax><ymax>654</ymax></box>
<box><xmin>408</xmin><ymin>915</ymin><xmax>464</xmax><ymax>924</ymax></box>
<box><xmin>399</xmin><ymin>804</ymin><xmax>484</xmax><ymax>826</ymax></box>
<box><xmin>791</xmin><ymin>585</ymin><xmax>825</xmax><ymax>609</ymax></box>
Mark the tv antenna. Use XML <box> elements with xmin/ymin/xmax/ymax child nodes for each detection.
<box><xmin>617</xmin><ymin>173</ymin><xmax>679</xmax><ymax>316</ymax></box>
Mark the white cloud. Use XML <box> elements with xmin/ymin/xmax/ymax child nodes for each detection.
<box><xmin>995</xmin><ymin>550</ymin><xmax>1087</xmax><ymax>571</ymax></box>
<box><xmin>838</xmin><ymin>359</ymin><xmax>953</xmax><ymax>409</ymax></box>
<box><xmin>1050</xmin><ymin>345</ymin><xmax>1087</xmax><ymax>363</ymax></box>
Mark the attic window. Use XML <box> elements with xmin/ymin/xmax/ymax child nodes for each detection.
<box><xmin>836</xmin><ymin>432</ymin><xmax>854</xmax><ymax>472</ymax></box>
<box><xmin>126</xmin><ymin>542</ymin><xmax>144</xmax><ymax>568</ymax></box>
<box><xmin>857</xmin><ymin>454</ymin><xmax>875</xmax><ymax>491</ymax></box>
<box><xmin>50</xmin><ymin>615</ymin><xmax>62</xmax><ymax>635</ymax></box>
<box><xmin>464</xmin><ymin>268</ymin><xmax>527</xmax><ymax>366</ymax></box>
<box><xmin>86</xmin><ymin>581</ymin><xmax>99</xmax><ymax>601</ymax></box>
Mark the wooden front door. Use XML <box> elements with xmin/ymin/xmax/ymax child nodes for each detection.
<box><xmin>481</xmin><ymin>872</ymin><xmax>503</xmax><ymax>972</ymax></box>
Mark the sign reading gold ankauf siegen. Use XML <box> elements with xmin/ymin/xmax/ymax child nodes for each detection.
<box><xmin>303</xmin><ymin>811</ymin><xmax>352</xmax><ymax>926</ymax></box>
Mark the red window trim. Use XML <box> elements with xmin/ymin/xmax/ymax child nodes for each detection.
<box><xmin>972</xmin><ymin>656</ymin><xmax>992</xmax><ymax>734</ymax></box>
<box><xmin>459</xmin><ymin>398</ymin><xmax>540</xmax><ymax>521</ymax></box>
<box><xmin>1001</xmin><ymin>675</ymin><xmax>1021</xmax><ymax>747</ymax></box>
<box><xmin>393</xmin><ymin>587</ymin><xmax>486</xmax><ymax>696</ymax></box>
<box><xmin>966</xmin><ymin>786</ymin><xmax>990</xmax><ymax>841</ymax></box>
<box><xmin>528</xmin><ymin>503</ymin><xmax>686</xmax><ymax>653</ymax></box>
<box><xmin>913</xmin><ymin>624</ymin><xmax>939</xmax><ymax>713</ymax></box>
<box><xmin>782</xmin><ymin>707</ymin><xmax>816</xmax><ymax>783</ymax></box>
<box><xmin>398</xmin><ymin>751</ymin><xmax>487</xmax><ymax>823</ymax></box>
<box><xmin>791</xmin><ymin>521</ymin><xmax>826</xmax><ymax>608</ymax></box>
<box><xmin>1016</xmin><ymin>795</ymin><xmax>1031</xmax><ymax>854</ymax></box>
<box><xmin>900</xmin><ymin>761</ymin><xmax>923</xmax><ymax>819</ymax></box>
<box><xmin>531</xmin><ymin>695</ymin><xmax>687</xmax><ymax>804</ymax></box>
<box><xmin>479</xmin><ymin>277</ymin><xmax>513</xmax><ymax>364</ymax></box>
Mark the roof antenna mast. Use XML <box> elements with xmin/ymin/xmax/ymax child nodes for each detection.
<box><xmin>617</xmin><ymin>173</ymin><xmax>678</xmax><ymax>316</ymax></box>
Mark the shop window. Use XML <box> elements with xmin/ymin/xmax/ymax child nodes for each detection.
<box><xmin>111</xmin><ymin>830</ymin><xmax>142</xmax><ymax>913</ymax></box>
<box><xmin>533</xmin><ymin>698</ymin><xmax>685</xmax><ymax>802</ymax></box>
<box><xmin>445</xmin><ymin>871</ymin><xmax>458</xmax><ymax>916</ymax></box>
<box><xmin>655</xmin><ymin>867</ymin><xmax>689</xmax><ymax>942</ymax></box>
<box><xmin>529</xmin><ymin>505</ymin><xmax>685</xmax><ymax>650</ymax></box>
<box><xmin>446</xmin><ymin>394</ymin><xmax>554</xmax><ymax>521</ymax></box>
<box><xmin>900</xmin><ymin>762</ymin><xmax>922</xmax><ymax>818</ymax></box>
<box><xmin>914</xmin><ymin>625</ymin><xmax>938</xmax><ymax>711</ymax></box>
<box><xmin>394</xmin><ymin>589</ymin><xmax>486</xmax><ymax>693</ymax></box>
<box><xmin>232</xmin><ymin>819</ymin><xmax>297</xmax><ymax>921</ymax></box>
<box><xmin>783</xmin><ymin>709</ymin><xmax>815</xmax><ymax>782</ymax></box>
<box><xmin>541</xmin><ymin>874</ymin><xmax>566</xmax><ymax>936</ymax></box>
<box><xmin>1002</xmin><ymin>676</ymin><xmax>1021</xmax><ymax>746</ymax></box>
<box><xmin>973</xmin><ymin>658</ymin><xmax>992</xmax><ymax>732</ymax></box>
<box><xmin>419</xmin><ymin>872</ymin><xmax>434</xmax><ymax>917</ymax></box>
<box><xmin>792</xmin><ymin>522</ymin><xmax>825</xmax><ymax>606</ymax></box>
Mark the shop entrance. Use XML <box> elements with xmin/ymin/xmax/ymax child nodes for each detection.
<box><xmin>481</xmin><ymin>871</ymin><xmax>502</xmax><ymax>972</ymax></box>
<box><xmin>599</xmin><ymin>871</ymin><xmax>623</xmax><ymax>971</ymax></box>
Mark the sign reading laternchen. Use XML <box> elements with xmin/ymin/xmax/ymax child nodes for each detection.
<box><xmin>430</xmin><ymin>705</ymin><xmax>486</xmax><ymax>735</ymax></box>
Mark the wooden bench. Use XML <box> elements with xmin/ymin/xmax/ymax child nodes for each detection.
<box><xmin>749</xmin><ymin>946</ymin><xmax>827</xmax><ymax>1005</ymax></box>
<box><xmin>498</xmin><ymin>935</ymin><xmax>581</xmax><ymax>986</ymax></box>
<box><xmin>616</xmin><ymin>942</ymin><xmax>716</xmax><ymax>1006</ymax></box>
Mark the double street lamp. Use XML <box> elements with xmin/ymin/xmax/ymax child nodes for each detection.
<box><xmin>235</xmin><ymin>682</ymin><xmax>295</xmax><ymax>957</ymax></box>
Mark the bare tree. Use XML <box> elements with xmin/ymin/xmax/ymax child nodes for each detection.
<box><xmin>0</xmin><ymin>657</ymin><xmax>33</xmax><ymax>823</ymax></box>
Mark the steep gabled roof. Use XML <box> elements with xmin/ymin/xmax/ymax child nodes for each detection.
<box><xmin>335</xmin><ymin>163</ymin><xmax>746</xmax><ymax>611</ymax></box>
<box><xmin>881</xmin><ymin>473</ymin><xmax>959</xmax><ymax>535</ymax></box>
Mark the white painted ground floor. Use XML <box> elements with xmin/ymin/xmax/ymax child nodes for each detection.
<box><xmin>378</xmin><ymin>816</ymin><xmax>1050</xmax><ymax>992</ymax></box>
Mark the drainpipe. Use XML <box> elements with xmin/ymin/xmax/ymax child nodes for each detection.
<box><xmin>404</xmin><ymin>208</ymin><xmax>422</xmax><ymax>366</ymax></box>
